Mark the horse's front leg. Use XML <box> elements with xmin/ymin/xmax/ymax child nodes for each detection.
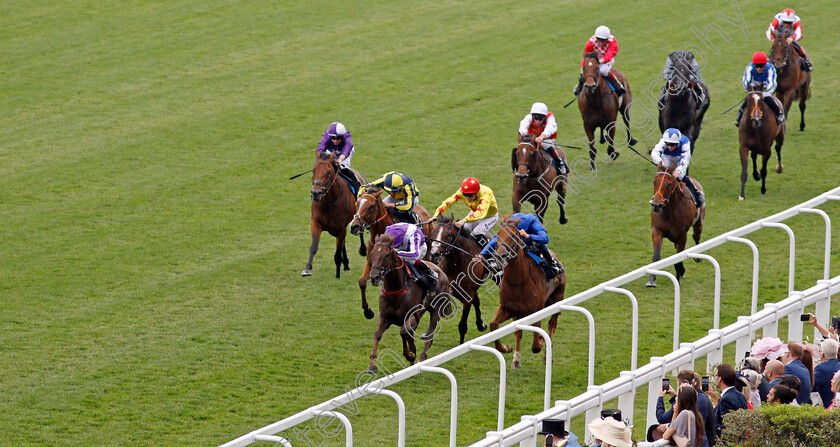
<box><xmin>606</xmin><ymin>122</ymin><xmax>618</xmax><ymax>160</ymax></box>
<box><xmin>419</xmin><ymin>302</ymin><xmax>442</xmax><ymax>361</ymax></box>
<box><xmin>760</xmin><ymin>153</ymin><xmax>770</xmax><ymax>195</ymax></box>
<box><xmin>511</xmin><ymin>186</ymin><xmax>523</xmax><ymax>213</ymax></box>
<box><xmin>739</xmin><ymin>149</ymin><xmax>749</xmax><ymax>200</ymax></box>
<box><xmin>302</xmin><ymin>221</ymin><xmax>322</xmax><ymax>276</ymax></box>
<box><xmin>530</xmin><ymin>320</ymin><xmax>544</xmax><ymax>354</ymax></box>
<box><xmin>359</xmin><ymin>260</ymin><xmax>375</xmax><ymax>319</ymax></box>
<box><xmin>400</xmin><ymin>313</ymin><xmax>419</xmax><ymax>365</ymax></box>
<box><xmin>647</xmin><ymin>229</ymin><xmax>663</xmax><ymax>287</ymax></box>
<box><xmin>585</xmin><ymin>125</ymin><xmax>597</xmax><ymax>170</ymax></box>
<box><xmin>471</xmin><ymin>289</ymin><xmax>487</xmax><ymax>332</ymax></box>
<box><xmin>555</xmin><ymin>177</ymin><xmax>568</xmax><ymax>225</ymax></box>
<box><xmin>368</xmin><ymin>313</ymin><xmax>390</xmax><ymax>373</ymax></box>
<box><xmin>333</xmin><ymin>228</ymin><xmax>348</xmax><ymax>278</ymax></box>
<box><xmin>751</xmin><ymin>151</ymin><xmax>760</xmax><ymax>182</ymax></box>
<box><xmin>457</xmin><ymin>298</ymin><xmax>472</xmax><ymax>345</ymax></box>
<box><xmin>512</xmin><ymin>329</ymin><xmax>523</xmax><ymax>369</ymax></box>
<box><xmin>620</xmin><ymin>101</ymin><xmax>638</xmax><ymax>146</ymax></box>
<box><xmin>490</xmin><ymin>306</ymin><xmax>512</xmax><ymax>353</ymax></box>
<box><xmin>674</xmin><ymin>234</ymin><xmax>688</xmax><ymax>281</ymax></box>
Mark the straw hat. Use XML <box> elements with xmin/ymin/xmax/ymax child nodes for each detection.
<box><xmin>588</xmin><ymin>417</ymin><xmax>632</xmax><ymax>447</ymax></box>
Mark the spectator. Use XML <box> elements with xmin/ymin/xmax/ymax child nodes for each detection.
<box><xmin>830</xmin><ymin>370</ymin><xmax>840</xmax><ymax>410</ymax></box>
<box><xmin>782</xmin><ymin>342</ymin><xmax>814</xmax><ymax>404</ymax></box>
<box><xmin>738</xmin><ymin>369</ymin><xmax>762</xmax><ymax>409</ymax></box>
<box><xmin>706</xmin><ymin>364</ymin><xmax>748</xmax><ymax>439</ymax></box>
<box><xmin>814</xmin><ymin>338</ymin><xmax>840</xmax><ymax>408</ymax></box>
<box><xmin>751</xmin><ymin>337</ymin><xmax>788</xmax><ymax>372</ymax></box>
<box><xmin>806</xmin><ymin>313</ymin><xmax>840</xmax><ymax>342</ymax></box>
<box><xmin>587</xmin><ymin>416</ymin><xmax>632</xmax><ymax>447</ymax></box>
<box><xmin>767</xmin><ymin>384</ymin><xmax>797</xmax><ymax>404</ymax></box>
<box><xmin>659</xmin><ymin>385</ymin><xmax>706</xmax><ymax>447</ymax></box>
<box><xmin>655</xmin><ymin>370</ymin><xmax>714</xmax><ymax>447</ymax></box>
<box><xmin>763</xmin><ymin>359</ymin><xmax>785</xmax><ymax>387</ymax></box>
<box><xmin>740</xmin><ymin>357</ymin><xmax>771</xmax><ymax>402</ymax></box>
<box><xmin>778</xmin><ymin>375</ymin><xmax>802</xmax><ymax>406</ymax></box>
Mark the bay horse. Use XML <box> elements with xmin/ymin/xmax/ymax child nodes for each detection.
<box><xmin>511</xmin><ymin>135</ymin><xmax>569</xmax><ymax>224</ymax></box>
<box><xmin>646</xmin><ymin>164</ymin><xmax>705</xmax><ymax>287</ymax></box>
<box><xmin>428</xmin><ymin>214</ymin><xmax>488</xmax><ymax>343</ymax></box>
<box><xmin>367</xmin><ymin>233</ymin><xmax>450</xmax><ymax>370</ymax></box>
<box><xmin>738</xmin><ymin>92</ymin><xmax>785</xmax><ymax>200</ymax></box>
<box><xmin>769</xmin><ymin>31</ymin><xmax>811</xmax><ymax>131</ymax></box>
<box><xmin>578</xmin><ymin>52</ymin><xmax>638</xmax><ymax>169</ymax></box>
<box><xmin>488</xmin><ymin>215</ymin><xmax>565</xmax><ymax>369</ymax></box>
<box><xmin>349</xmin><ymin>187</ymin><xmax>433</xmax><ymax>320</ymax></box>
<box><xmin>659</xmin><ymin>51</ymin><xmax>710</xmax><ymax>155</ymax></box>
<box><xmin>303</xmin><ymin>152</ymin><xmax>366</xmax><ymax>277</ymax></box>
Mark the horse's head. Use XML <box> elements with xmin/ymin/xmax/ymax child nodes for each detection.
<box><xmin>311</xmin><ymin>151</ymin><xmax>338</xmax><ymax>202</ymax></box>
<box><xmin>511</xmin><ymin>137</ymin><xmax>539</xmax><ymax>184</ymax></box>
<box><xmin>667</xmin><ymin>51</ymin><xmax>693</xmax><ymax>96</ymax></box>
<box><xmin>651</xmin><ymin>164</ymin><xmax>678</xmax><ymax>213</ymax></box>
<box><xmin>429</xmin><ymin>214</ymin><xmax>457</xmax><ymax>264</ymax></box>
<box><xmin>350</xmin><ymin>188</ymin><xmax>384</xmax><ymax>235</ymax></box>
<box><xmin>769</xmin><ymin>34</ymin><xmax>790</xmax><ymax>69</ymax></box>
<box><xmin>746</xmin><ymin>92</ymin><xmax>764</xmax><ymax>128</ymax></box>
<box><xmin>494</xmin><ymin>215</ymin><xmax>523</xmax><ymax>263</ymax></box>
<box><xmin>581</xmin><ymin>52</ymin><xmax>601</xmax><ymax>94</ymax></box>
<box><xmin>369</xmin><ymin>233</ymin><xmax>399</xmax><ymax>286</ymax></box>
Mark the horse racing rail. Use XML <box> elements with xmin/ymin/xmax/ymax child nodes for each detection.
<box><xmin>222</xmin><ymin>186</ymin><xmax>840</xmax><ymax>447</ymax></box>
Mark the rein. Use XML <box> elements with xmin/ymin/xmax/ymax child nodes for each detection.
<box><xmin>312</xmin><ymin>160</ymin><xmax>340</xmax><ymax>202</ymax></box>
<box><xmin>371</xmin><ymin>242</ymin><xmax>410</xmax><ymax>296</ymax></box>
<box><xmin>353</xmin><ymin>194</ymin><xmax>389</xmax><ymax>230</ymax></box>
<box><xmin>497</xmin><ymin>222</ymin><xmax>541</xmax><ymax>285</ymax></box>
<box><xmin>653</xmin><ymin>171</ymin><xmax>675</xmax><ymax>204</ymax></box>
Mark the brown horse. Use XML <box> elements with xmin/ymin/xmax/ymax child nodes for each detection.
<box><xmin>738</xmin><ymin>92</ymin><xmax>785</xmax><ymax>200</ymax></box>
<box><xmin>367</xmin><ymin>234</ymin><xmax>450</xmax><ymax>370</ymax></box>
<box><xmin>646</xmin><ymin>164</ymin><xmax>705</xmax><ymax>287</ymax></box>
<box><xmin>578</xmin><ymin>52</ymin><xmax>638</xmax><ymax>169</ymax></box>
<box><xmin>769</xmin><ymin>32</ymin><xmax>811</xmax><ymax>131</ymax></box>
<box><xmin>428</xmin><ymin>214</ymin><xmax>488</xmax><ymax>343</ymax></box>
<box><xmin>511</xmin><ymin>136</ymin><xmax>569</xmax><ymax>224</ymax></box>
<box><xmin>487</xmin><ymin>215</ymin><xmax>565</xmax><ymax>369</ymax></box>
<box><xmin>303</xmin><ymin>152</ymin><xmax>366</xmax><ymax>277</ymax></box>
<box><xmin>349</xmin><ymin>187</ymin><xmax>433</xmax><ymax>320</ymax></box>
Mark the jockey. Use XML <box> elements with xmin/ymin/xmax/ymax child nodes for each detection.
<box><xmin>363</xmin><ymin>171</ymin><xmax>421</xmax><ymax>225</ymax></box>
<box><xmin>765</xmin><ymin>8</ymin><xmax>812</xmax><ymax>71</ymax></box>
<box><xmin>518</xmin><ymin>102</ymin><xmax>569</xmax><ymax>175</ymax></box>
<box><xmin>478</xmin><ymin>212</ymin><xmax>562</xmax><ymax>276</ymax></box>
<box><xmin>316</xmin><ymin>122</ymin><xmax>360</xmax><ymax>193</ymax></box>
<box><xmin>650</xmin><ymin>129</ymin><xmax>704</xmax><ymax>207</ymax></box>
<box><xmin>433</xmin><ymin>177</ymin><xmax>499</xmax><ymax>245</ymax></box>
<box><xmin>659</xmin><ymin>51</ymin><xmax>709</xmax><ymax>112</ymax></box>
<box><xmin>736</xmin><ymin>52</ymin><xmax>784</xmax><ymax>127</ymax></box>
<box><xmin>384</xmin><ymin>222</ymin><xmax>437</xmax><ymax>298</ymax></box>
<box><xmin>574</xmin><ymin>25</ymin><xmax>624</xmax><ymax>97</ymax></box>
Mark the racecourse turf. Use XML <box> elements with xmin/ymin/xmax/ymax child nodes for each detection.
<box><xmin>1</xmin><ymin>0</ymin><xmax>840</xmax><ymax>445</ymax></box>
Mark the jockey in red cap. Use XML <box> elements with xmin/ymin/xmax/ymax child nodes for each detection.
<box><xmin>766</xmin><ymin>8</ymin><xmax>812</xmax><ymax>71</ymax></box>
<box><xmin>433</xmin><ymin>177</ymin><xmax>499</xmax><ymax>242</ymax></box>
<box><xmin>735</xmin><ymin>52</ymin><xmax>784</xmax><ymax>127</ymax></box>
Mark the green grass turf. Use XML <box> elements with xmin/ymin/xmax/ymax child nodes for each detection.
<box><xmin>1</xmin><ymin>0</ymin><xmax>839</xmax><ymax>445</ymax></box>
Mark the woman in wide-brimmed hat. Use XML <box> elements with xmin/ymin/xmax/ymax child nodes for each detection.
<box><xmin>588</xmin><ymin>417</ymin><xmax>632</xmax><ymax>447</ymax></box>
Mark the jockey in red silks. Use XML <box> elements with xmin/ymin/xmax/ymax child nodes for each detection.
<box><xmin>518</xmin><ymin>102</ymin><xmax>568</xmax><ymax>175</ymax></box>
<box><xmin>765</xmin><ymin>8</ymin><xmax>812</xmax><ymax>71</ymax></box>
<box><xmin>574</xmin><ymin>25</ymin><xmax>624</xmax><ymax>97</ymax></box>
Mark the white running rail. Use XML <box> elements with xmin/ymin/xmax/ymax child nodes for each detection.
<box><xmin>221</xmin><ymin>187</ymin><xmax>840</xmax><ymax>447</ymax></box>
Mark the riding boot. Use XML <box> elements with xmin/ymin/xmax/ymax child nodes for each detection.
<box><xmin>414</xmin><ymin>260</ymin><xmax>438</xmax><ymax>298</ymax></box>
<box><xmin>763</xmin><ymin>97</ymin><xmax>785</xmax><ymax>125</ymax></box>
<box><xmin>573</xmin><ymin>74</ymin><xmax>584</xmax><ymax>96</ymax></box>
<box><xmin>551</xmin><ymin>152</ymin><xmax>569</xmax><ymax>175</ymax></box>
<box><xmin>339</xmin><ymin>168</ymin><xmax>360</xmax><ymax>195</ymax></box>
<box><xmin>682</xmin><ymin>176</ymin><xmax>704</xmax><ymax>207</ymax></box>
<box><xmin>735</xmin><ymin>102</ymin><xmax>747</xmax><ymax>127</ymax></box>
<box><xmin>793</xmin><ymin>43</ymin><xmax>813</xmax><ymax>71</ymax></box>
<box><xmin>607</xmin><ymin>73</ymin><xmax>625</xmax><ymax>96</ymax></box>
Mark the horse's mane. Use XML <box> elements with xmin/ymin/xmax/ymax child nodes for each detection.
<box><xmin>318</xmin><ymin>151</ymin><xmax>332</xmax><ymax>160</ymax></box>
<box><xmin>584</xmin><ymin>51</ymin><xmax>599</xmax><ymax>60</ymax></box>
<box><xmin>361</xmin><ymin>185</ymin><xmax>383</xmax><ymax>196</ymax></box>
<box><xmin>521</xmin><ymin>134</ymin><xmax>533</xmax><ymax>143</ymax></box>
<box><xmin>377</xmin><ymin>233</ymin><xmax>395</xmax><ymax>245</ymax></box>
<box><xmin>438</xmin><ymin>214</ymin><xmax>454</xmax><ymax>225</ymax></box>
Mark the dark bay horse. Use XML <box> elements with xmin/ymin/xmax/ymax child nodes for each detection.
<box><xmin>769</xmin><ymin>32</ymin><xmax>811</xmax><ymax>131</ymax></box>
<box><xmin>488</xmin><ymin>215</ymin><xmax>565</xmax><ymax>369</ymax></box>
<box><xmin>428</xmin><ymin>214</ymin><xmax>488</xmax><ymax>343</ymax></box>
<box><xmin>511</xmin><ymin>136</ymin><xmax>569</xmax><ymax>224</ymax></box>
<box><xmin>349</xmin><ymin>187</ymin><xmax>433</xmax><ymax>320</ymax></box>
<box><xmin>738</xmin><ymin>92</ymin><xmax>785</xmax><ymax>200</ymax></box>
<box><xmin>647</xmin><ymin>164</ymin><xmax>705</xmax><ymax>287</ymax></box>
<box><xmin>303</xmin><ymin>152</ymin><xmax>366</xmax><ymax>277</ymax></box>
<box><xmin>578</xmin><ymin>52</ymin><xmax>638</xmax><ymax>169</ymax></box>
<box><xmin>659</xmin><ymin>51</ymin><xmax>710</xmax><ymax>154</ymax></box>
<box><xmin>367</xmin><ymin>234</ymin><xmax>450</xmax><ymax>370</ymax></box>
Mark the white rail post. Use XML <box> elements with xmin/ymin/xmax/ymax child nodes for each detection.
<box><xmin>760</xmin><ymin>222</ymin><xmax>796</xmax><ymax>294</ymax></box>
<box><xmin>800</xmin><ymin>208</ymin><xmax>831</xmax><ymax>281</ymax></box>
<box><xmin>725</xmin><ymin>236</ymin><xmax>760</xmax><ymax>317</ymax></box>
<box><xmin>678</xmin><ymin>342</ymin><xmax>696</xmax><ymax>373</ymax></box>
<box><xmin>735</xmin><ymin>316</ymin><xmax>753</xmax><ymax>365</ymax></box>
<box><xmin>519</xmin><ymin>415</ymin><xmax>538</xmax><ymax>447</ymax></box>
<box><xmin>617</xmin><ymin>371</ymin><xmax>637</xmax><ymax>427</ymax></box>
<box><xmin>555</xmin><ymin>304</ymin><xmax>596</xmax><ymax>387</ymax></box>
<box><xmin>366</xmin><ymin>389</ymin><xmax>406</xmax><ymax>447</ymax></box>
<box><xmin>647</xmin><ymin>357</ymin><xmax>667</xmax><ymax>429</ymax></box>
<box><xmin>706</xmin><ymin>329</ymin><xmax>724</xmax><ymax>374</ymax></box>
<box><xmin>787</xmin><ymin>292</ymin><xmax>806</xmax><ymax>342</ymax></box>
<box><xmin>419</xmin><ymin>366</ymin><xmax>458</xmax><ymax>447</ymax></box>
<box><xmin>763</xmin><ymin>303</ymin><xmax>780</xmax><ymax>339</ymax></box>
<box><xmin>310</xmin><ymin>410</ymin><xmax>353</xmax><ymax>447</ymax></box>
<box><xmin>585</xmin><ymin>385</ymin><xmax>605</xmax><ymax>439</ymax></box>
<box><xmin>253</xmin><ymin>435</ymin><xmax>293</xmax><ymax>446</ymax></box>
<box><xmin>645</xmin><ymin>269</ymin><xmax>681</xmax><ymax>351</ymax></box>
<box><xmin>469</xmin><ymin>344</ymin><xmax>507</xmax><ymax>431</ymax></box>
<box><xmin>515</xmin><ymin>324</ymin><xmax>553</xmax><ymax>411</ymax></box>
<box><xmin>604</xmin><ymin>287</ymin><xmax>639</xmax><ymax>370</ymax></box>
<box><xmin>685</xmin><ymin>253</ymin><xmax>722</xmax><ymax>329</ymax></box>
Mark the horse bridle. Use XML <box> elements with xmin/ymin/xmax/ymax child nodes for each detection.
<box><xmin>312</xmin><ymin>160</ymin><xmax>338</xmax><ymax>194</ymax></box>
<box><xmin>353</xmin><ymin>194</ymin><xmax>388</xmax><ymax>230</ymax></box>
<box><xmin>748</xmin><ymin>93</ymin><xmax>763</xmax><ymax>122</ymax></box>
<box><xmin>653</xmin><ymin>171</ymin><xmax>677</xmax><ymax>205</ymax></box>
<box><xmin>514</xmin><ymin>141</ymin><xmax>538</xmax><ymax>176</ymax></box>
<box><xmin>431</xmin><ymin>219</ymin><xmax>463</xmax><ymax>259</ymax></box>
<box><xmin>370</xmin><ymin>242</ymin><xmax>405</xmax><ymax>279</ymax></box>
<box><xmin>769</xmin><ymin>40</ymin><xmax>791</xmax><ymax>68</ymax></box>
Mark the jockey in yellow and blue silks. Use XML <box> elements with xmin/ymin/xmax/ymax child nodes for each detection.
<box><xmin>478</xmin><ymin>212</ymin><xmax>561</xmax><ymax>275</ymax></box>
<box><xmin>362</xmin><ymin>171</ymin><xmax>420</xmax><ymax>225</ymax></box>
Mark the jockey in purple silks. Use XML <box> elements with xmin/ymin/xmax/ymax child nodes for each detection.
<box><xmin>316</xmin><ymin>122</ymin><xmax>360</xmax><ymax>193</ymax></box>
<box><xmin>384</xmin><ymin>223</ymin><xmax>437</xmax><ymax>297</ymax></box>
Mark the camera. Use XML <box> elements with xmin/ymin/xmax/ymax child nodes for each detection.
<box><xmin>701</xmin><ymin>376</ymin><xmax>709</xmax><ymax>392</ymax></box>
<box><xmin>662</xmin><ymin>378</ymin><xmax>670</xmax><ymax>391</ymax></box>
<box><xmin>800</xmin><ymin>314</ymin><xmax>810</xmax><ymax>322</ymax></box>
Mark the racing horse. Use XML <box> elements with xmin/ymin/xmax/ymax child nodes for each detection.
<box><xmin>349</xmin><ymin>187</ymin><xmax>432</xmax><ymax>320</ymax></box>
<box><xmin>659</xmin><ymin>51</ymin><xmax>710</xmax><ymax>155</ymax></box>
<box><xmin>303</xmin><ymin>152</ymin><xmax>366</xmax><ymax>277</ymax></box>
<box><xmin>578</xmin><ymin>51</ymin><xmax>638</xmax><ymax>169</ymax></box>
<box><xmin>738</xmin><ymin>91</ymin><xmax>785</xmax><ymax>200</ymax></box>
<box><xmin>510</xmin><ymin>135</ymin><xmax>569</xmax><ymax>224</ymax></box>
<box><xmin>646</xmin><ymin>164</ymin><xmax>705</xmax><ymax>287</ymax></box>
<box><xmin>769</xmin><ymin>31</ymin><xmax>811</xmax><ymax>131</ymax></box>
<box><xmin>428</xmin><ymin>214</ymin><xmax>488</xmax><ymax>343</ymax></box>
<box><xmin>367</xmin><ymin>233</ymin><xmax>450</xmax><ymax>371</ymax></box>
<box><xmin>488</xmin><ymin>215</ymin><xmax>566</xmax><ymax>369</ymax></box>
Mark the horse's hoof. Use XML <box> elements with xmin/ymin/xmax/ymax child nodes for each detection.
<box><xmin>610</xmin><ymin>151</ymin><xmax>620</xmax><ymax>160</ymax></box>
<box><xmin>512</xmin><ymin>360</ymin><xmax>522</xmax><ymax>370</ymax></box>
<box><xmin>363</xmin><ymin>307</ymin><xmax>375</xmax><ymax>320</ymax></box>
<box><xmin>776</xmin><ymin>164</ymin><xmax>784</xmax><ymax>174</ymax></box>
<box><xmin>738</xmin><ymin>195</ymin><xmax>745</xmax><ymax>201</ymax></box>
<box><xmin>532</xmin><ymin>346</ymin><xmax>542</xmax><ymax>354</ymax></box>
<box><xmin>800</xmin><ymin>124</ymin><xmax>805</xmax><ymax>131</ymax></box>
<box><xmin>344</xmin><ymin>265</ymin><xmax>350</xmax><ymax>271</ymax></box>
<box><xmin>559</xmin><ymin>216</ymin><xmax>568</xmax><ymax>225</ymax></box>
<box><xmin>367</xmin><ymin>363</ymin><xmax>379</xmax><ymax>374</ymax></box>
<box><xmin>629</xmin><ymin>138</ymin><xmax>638</xmax><ymax>146</ymax></box>
<box><xmin>499</xmin><ymin>344</ymin><xmax>512</xmax><ymax>353</ymax></box>
<box><xmin>419</xmin><ymin>354</ymin><xmax>427</xmax><ymax>362</ymax></box>
<box><xmin>761</xmin><ymin>188</ymin><xmax>767</xmax><ymax>195</ymax></box>
<box><xmin>301</xmin><ymin>269</ymin><xmax>312</xmax><ymax>276</ymax></box>
<box><xmin>645</xmin><ymin>280</ymin><xmax>656</xmax><ymax>288</ymax></box>
<box><xmin>599</xmin><ymin>137</ymin><xmax>606</xmax><ymax>144</ymax></box>
<box><xmin>694</xmin><ymin>258</ymin><xmax>702</xmax><ymax>263</ymax></box>
<box><xmin>753</xmin><ymin>172</ymin><xmax>761</xmax><ymax>181</ymax></box>
<box><xmin>477</xmin><ymin>322</ymin><xmax>488</xmax><ymax>332</ymax></box>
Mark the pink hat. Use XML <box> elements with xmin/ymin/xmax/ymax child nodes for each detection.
<box><xmin>751</xmin><ymin>337</ymin><xmax>788</xmax><ymax>360</ymax></box>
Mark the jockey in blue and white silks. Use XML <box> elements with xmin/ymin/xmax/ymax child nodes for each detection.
<box><xmin>479</xmin><ymin>212</ymin><xmax>561</xmax><ymax>275</ymax></box>
<box><xmin>650</xmin><ymin>129</ymin><xmax>704</xmax><ymax>207</ymax></box>
<box><xmin>736</xmin><ymin>52</ymin><xmax>785</xmax><ymax>127</ymax></box>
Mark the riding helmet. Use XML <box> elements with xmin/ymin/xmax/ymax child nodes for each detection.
<box><xmin>663</xmin><ymin>128</ymin><xmax>682</xmax><ymax>144</ymax></box>
<box><xmin>752</xmin><ymin>51</ymin><xmax>768</xmax><ymax>65</ymax></box>
<box><xmin>383</xmin><ymin>172</ymin><xmax>405</xmax><ymax>192</ymax></box>
<box><xmin>460</xmin><ymin>177</ymin><xmax>481</xmax><ymax>195</ymax></box>
<box><xmin>595</xmin><ymin>26</ymin><xmax>611</xmax><ymax>40</ymax></box>
<box><xmin>328</xmin><ymin>122</ymin><xmax>347</xmax><ymax>138</ymax></box>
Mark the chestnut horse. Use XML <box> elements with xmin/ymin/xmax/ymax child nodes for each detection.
<box><xmin>511</xmin><ymin>135</ymin><xmax>569</xmax><ymax>224</ymax></box>
<box><xmin>349</xmin><ymin>187</ymin><xmax>432</xmax><ymax>320</ymax></box>
<box><xmin>303</xmin><ymin>152</ymin><xmax>366</xmax><ymax>277</ymax></box>
<box><xmin>578</xmin><ymin>52</ymin><xmax>637</xmax><ymax>169</ymax></box>
<box><xmin>738</xmin><ymin>92</ymin><xmax>785</xmax><ymax>200</ymax></box>
<box><xmin>488</xmin><ymin>215</ymin><xmax>566</xmax><ymax>369</ymax></box>
<box><xmin>646</xmin><ymin>164</ymin><xmax>705</xmax><ymax>287</ymax></box>
<box><xmin>367</xmin><ymin>234</ymin><xmax>450</xmax><ymax>371</ymax></box>
<box><xmin>659</xmin><ymin>51</ymin><xmax>710</xmax><ymax>155</ymax></box>
<box><xmin>428</xmin><ymin>214</ymin><xmax>488</xmax><ymax>343</ymax></box>
<box><xmin>769</xmin><ymin>32</ymin><xmax>811</xmax><ymax>131</ymax></box>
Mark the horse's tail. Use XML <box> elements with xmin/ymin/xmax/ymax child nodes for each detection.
<box><xmin>358</xmin><ymin>232</ymin><xmax>367</xmax><ymax>256</ymax></box>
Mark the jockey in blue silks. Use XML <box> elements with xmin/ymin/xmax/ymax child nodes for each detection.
<box><xmin>650</xmin><ymin>128</ymin><xmax>704</xmax><ymax>207</ymax></box>
<box><xmin>735</xmin><ymin>52</ymin><xmax>784</xmax><ymax>127</ymax></box>
<box><xmin>479</xmin><ymin>212</ymin><xmax>561</xmax><ymax>275</ymax></box>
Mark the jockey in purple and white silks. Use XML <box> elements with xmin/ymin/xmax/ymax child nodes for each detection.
<box><xmin>650</xmin><ymin>128</ymin><xmax>704</xmax><ymax>207</ymax></box>
<box><xmin>384</xmin><ymin>223</ymin><xmax>437</xmax><ymax>296</ymax></box>
<box><xmin>316</xmin><ymin>122</ymin><xmax>360</xmax><ymax>193</ymax></box>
